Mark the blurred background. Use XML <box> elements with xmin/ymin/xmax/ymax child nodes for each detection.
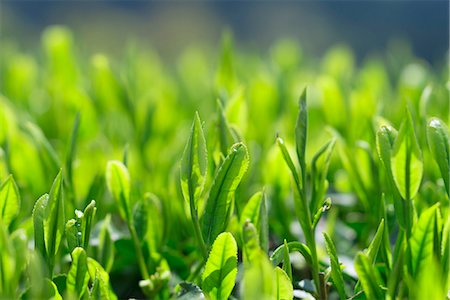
<box><xmin>1</xmin><ymin>1</ymin><xmax>449</xmax><ymax>63</ymax></box>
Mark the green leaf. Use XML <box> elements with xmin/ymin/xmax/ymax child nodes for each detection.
<box><xmin>242</xmin><ymin>250</ymin><xmax>275</xmax><ymax>300</ymax></box>
<box><xmin>106</xmin><ymin>160</ymin><xmax>130</xmax><ymax>221</ymax></box>
<box><xmin>44</xmin><ymin>170</ymin><xmax>65</xmax><ymax>272</ymax></box>
<box><xmin>67</xmin><ymin>247</ymin><xmax>90</xmax><ymax>299</ymax></box>
<box><xmin>242</xmin><ymin>221</ymin><xmax>261</xmax><ymax>265</ymax></box>
<box><xmin>295</xmin><ymin>88</ymin><xmax>307</xmax><ymax>170</ymax></box>
<box><xmin>0</xmin><ymin>175</ymin><xmax>20</xmax><ymax>227</ymax></box>
<box><xmin>240</xmin><ymin>191</ymin><xmax>268</xmax><ymax>252</ymax></box>
<box><xmin>202</xmin><ymin>232</ymin><xmax>238</xmax><ymax>300</ymax></box>
<box><xmin>132</xmin><ymin>193</ymin><xmax>163</xmax><ymax>254</ymax></box>
<box><xmin>409</xmin><ymin>204</ymin><xmax>438</xmax><ymax>278</ymax></box>
<box><xmin>89</xmin><ymin>269</ymin><xmax>110</xmax><ymax>300</ymax></box>
<box><xmin>81</xmin><ymin>200</ymin><xmax>96</xmax><ymax>249</ymax></box>
<box><xmin>323</xmin><ymin>233</ymin><xmax>346</xmax><ymax>299</ymax></box>
<box><xmin>201</xmin><ymin>143</ymin><xmax>249</xmax><ymax>247</ymax></box>
<box><xmin>427</xmin><ymin>118</ymin><xmax>450</xmax><ymax>196</ymax></box>
<box><xmin>86</xmin><ymin>257</ymin><xmax>117</xmax><ymax>300</ymax></box>
<box><xmin>310</xmin><ymin>139</ymin><xmax>335</xmax><ymax>214</ymax></box>
<box><xmin>32</xmin><ymin>194</ymin><xmax>48</xmax><ymax>260</ymax></box>
<box><xmin>274</xmin><ymin>267</ymin><xmax>293</xmax><ymax>300</ymax></box>
<box><xmin>391</xmin><ymin>109</ymin><xmax>423</xmax><ymax>200</ymax></box>
<box><xmin>354</xmin><ymin>252</ymin><xmax>384</xmax><ymax>300</ymax></box>
<box><xmin>282</xmin><ymin>240</ymin><xmax>292</xmax><ymax>282</ymax></box>
<box><xmin>366</xmin><ymin>218</ymin><xmax>385</xmax><ymax>263</ymax></box>
<box><xmin>276</xmin><ymin>137</ymin><xmax>301</xmax><ymax>189</ymax></box>
<box><xmin>376</xmin><ymin>125</ymin><xmax>398</xmax><ymax>173</ymax></box>
<box><xmin>181</xmin><ymin>112</ymin><xmax>208</xmax><ymax>208</ymax></box>
<box><xmin>217</xmin><ymin>100</ymin><xmax>239</xmax><ymax>157</ymax></box>
<box><xmin>65</xmin><ymin>219</ymin><xmax>79</xmax><ymax>253</ymax></box>
<box><xmin>270</xmin><ymin>241</ymin><xmax>312</xmax><ymax>266</ymax></box>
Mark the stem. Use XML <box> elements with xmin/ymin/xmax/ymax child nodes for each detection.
<box><xmin>128</xmin><ymin>221</ymin><xmax>150</xmax><ymax>280</ymax></box>
<box><xmin>189</xmin><ymin>200</ymin><xmax>208</xmax><ymax>259</ymax></box>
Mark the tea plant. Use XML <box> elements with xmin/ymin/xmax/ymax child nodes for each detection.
<box><xmin>0</xmin><ymin>26</ymin><xmax>448</xmax><ymax>299</ymax></box>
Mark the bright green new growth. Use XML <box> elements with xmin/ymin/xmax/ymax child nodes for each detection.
<box><xmin>106</xmin><ymin>160</ymin><xmax>131</xmax><ymax>220</ymax></box>
<box><xmin>323</xmin><ymin>233</ymin><xmax>346</xmax><ymax>299</ymax></box>
<box><xmin>0</xmin><ymin>175</ymin><xmax>20</xmax><ymax>227</ymax></box>
<box><xmin>202</xmin><ymin>232</ymin><xmax>238</xmax><ymax>300</ymax></box>
<box><xmin>67</xmin><ymin>247</ymin><xmax>90</xmax><ymax>298</ymax></box>
<box><xmin>43</xmin><ymin>170</ymin><xmax>65</xmax><ymax>274</ymax></box>
<box><xmin>426</xmin><ymin>118</ymin><xmax>450</xmax><ymax>196</ymax></box>
<box><xmin>391</xmin><ymin>109</ymin><xmax>423</xmax><ymax>201</ymax></box>
<box><xmin>201</xmin><ymin>143</ymin><xmax>249</xmax><ymax>247</ymax></box>
<box><xmin>181</xmin><ymin>112</ymin><xmax>208</xmax><ymax>207</ymax></box>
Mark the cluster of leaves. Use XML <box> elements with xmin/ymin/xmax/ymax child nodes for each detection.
<box><xmin>0</xmin><ymin>26</ymin><xmax>449</xmax><ymax>299</ymax></box>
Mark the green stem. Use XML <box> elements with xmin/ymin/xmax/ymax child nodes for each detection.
<box><xmin>190</xmin><ymin>200</ymin><xmax>208</xmax><ymax>259</ymax></box>
<box><xmin>128</xmin><ymin>221</ymin><xmax>150</xmax><ymax>280</ymax></box>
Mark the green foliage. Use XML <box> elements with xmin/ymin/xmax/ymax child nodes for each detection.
<box><xmin>0</xmin><ymin>26</ymin><xmax>448</xmax><ymax>300</ymax></box>
<box><xmin>201</xmin><ymin>143</ymin><xmax>249</xmax><ymax>247</ymax></box>
<box><xmin>202</xmin><ymin>232</ymin><xmax>238</xmax><ymax>300</ymax></box>
<box><xmin>0</xmin><ymin>175</ymin><xmax>20</xmax><ymax>228</ymax></box>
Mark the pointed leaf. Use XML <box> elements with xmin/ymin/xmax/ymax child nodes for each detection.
<box><xmin>410</xmin><ymin>204</ymin><xmax>438</xmax><ymax>278</ymax></box>
<box><xmin>44</xmin><ymin>170</ymin><xmax>65</xmax><ymax>265</ymax></box>
<box><xmin>201</xmin><ymin>143</ymin><xmax>249</xmax><ymax>246</ymax></box>
<box><xmin>427</xmin><ymin>118</ymin><xmax>450</xmax><ymax>196</ymax></box>
<box><xmin>295</xmin><ymin>88</ymin><xmax>307</xmax><ymax>169</ymax></box>
<box><xmin>391</xmin><ymin>109</ymin><xmax>423</xmax><ymax>200</ymax></box>
<box><xmin>354</xmin><ymin>252</ymin><xmax>383</xmax><ymax>300</ymax></box>
<box><xmin>202</xmin><ymin>232</ymin><xmax>238</xmax><ymax>300</ymax></box>
<box><xmin>67</xmin><ymin>247</ymin><xmax>90</xmax><ymax>299</ymax></box>
<box><xmin>81</xmin><ymin>200</ymin><xmax>96</xmax><ymax>249</ymax></box>
<box><xmin>240</xmin><ymin>191</ymin><xmax>268</xmax><ymax>252</ymax></box>
<box><xmin>181</xmin><ymin>112</ymin><xmax>208</xmax><ymax>208</ymax></box>
<box><xmin>106</xmin><ymin>161</ymin><xmax>130</xmax><ymax>220</ymax></box>
<box><xmin>65</xmin><ymin>219</ymin><xmax>79</xmax><ymax>253</ymax></box>
<box><xmin>242</xmin><ymin>221</ymin><xmax>260</xmax><ymax>265</ymax></box>
<box><xmin>282</xmin><ymin>240</ymin><xmax>292</xmax><ymax>282</ymax></box>
<box><xmin>33</xmin><ymin>194</ymin><xmax>48</xmax><ymax>259</ymax></box>
<box><xmin>0</xmin><ymin>175</ymin><xmax>20</xmax><ymax>227</ymax></box>
<box><xmin>274</xmin><ymin>267</ymin><xmax>293</xmax><ymax>300</ymax></box>
<box><xmin>366</xmin><ymin>218</ymin><xmax>385</xmax><ymax>263</ymax></box>
<box><xmin>323</xmin><ymin>233</ymin><xmax>346</xmax><ymax>299</ymax></box>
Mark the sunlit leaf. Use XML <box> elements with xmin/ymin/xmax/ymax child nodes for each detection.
<box><xmin>202</xmin><ymin>232</ymin><xmax>238</xmax><ymax>300</ymax></box>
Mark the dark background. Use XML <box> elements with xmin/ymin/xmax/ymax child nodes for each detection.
<box><xmin>1</xmin><ymin>1</ymin><xmax>449</xmax><ymax>63</ymax></box>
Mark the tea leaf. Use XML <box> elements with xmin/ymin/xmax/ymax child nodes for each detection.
<box><xmin>67</xmin><ymin>247</ymin><xmax>89</xmax><ymax>298</ymax></box>
<box><xmin>0</xmin><ymin>175</ymin><xmax>20</xmax><ymax>227</ymax></box>
<box><xmin>295</xmin><ymin>88</ymin><xmax>307</xmax><ymax>171</ymax></box>
<box><xmin>181</xmin><ymin>112</ymin><xmax>208</xmax><ymax>208</ymax></box>
<box><xmin>106</xmin><ymin>160</ymin><xmax>130</xmax><ymax>221</ymax></box>
<box><xmin>81</xmin><ymin>200</ymin><xmax>96</xmax><ymax>249</ymax></box>
<box><xmin>427</xmin><ymin>118</ymin><xmax>450</xmax><ymax>196</ymax></box>
<box><xmin>44</xmin><ymin>170</ymin><xmax>65</xmax><ymax>272</ymax></box>
<box><xmin>354</xmin><ymin>252</ymin><xmax>384</xmax><ymax>300</ymax></box>
<box><xmin>242</xmin><ymin>221</ymin><xmax>260</xmax><ymax>264</ymax></box>
<box><xmin>240</xmin><ymin>191</ymin><xmax>268</xmax><ymax>252</ymax></box>
<box><xmin>274</xmin><ymin>267</ymin><xmax>293</xmax><ymax>300</ymax></box>
<box><xmin>410</xmin><ymin>204</ymin><xmax>437</xmax><ymax>278</ymax></box>
<box><xmin>201</xmin><ymin>143</ymin><xmax>249</xmax><ymax>247</ymax></box>
<box><xmin>323</xmin><ymin>233</ymin><xmax>346</xmax><ymax>299</ymax></box>
<box><xmin>282</xmin><ymin>240</ymin><xmax>292</xmax><ymax>282</ymax></box>
<box><xmin>32</xmin><ymin>194</ymin><xmax>48</xmax><ymax>259</ymax></box>
<box><xmin>202</xmin><ymin>232</ymin><xmax>238</xmax><ymax>300</ymax></box>
<box><xmin>391</xmin><ymin>109</ymin><xmax>423</xmax><ymax>200</ymax></box>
